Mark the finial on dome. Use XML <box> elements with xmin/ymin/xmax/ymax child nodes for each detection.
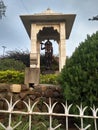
<box><xmin>47</xmin><ymin>8</ymin><xmax>51</xmax><ymax>11</ymax></box>
<box><xmin>35</xmin><ymin>8</ymin><xmax>62</xmax><ymax>15</ymax></box>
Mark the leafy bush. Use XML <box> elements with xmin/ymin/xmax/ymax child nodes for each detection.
<box><xmin>40</xmin><ymin>74</ymin><xmax>59</xmax><ymax>85</ymax></box>
<box><xmin>0</xmin><ymin>70</ymin><xmax>24</xmax><ymax>84</ymax></box>
<box><xmin>0</xmin><ymin>58</ymin><xmax>25</xmax><ymax>71</ymax></box>
<box><xmin>58</xmin><ymin>31</ymin><xmax>98</xmax><ymax>106</ymax></box>
<box><xmin>0</xmin><ymin>70</ymin><xmax>59</xmax><ymax>85</ymax></box>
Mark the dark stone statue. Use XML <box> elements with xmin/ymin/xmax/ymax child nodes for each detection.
<box><xmin>41</xmin><ymin>39</ymin><xmax>53</xmax><ymax>69</ymax></box>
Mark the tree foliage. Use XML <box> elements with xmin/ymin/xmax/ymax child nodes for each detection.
<box><xmin>58</xmin><ymin>31</ymin><xmax>98</xmax><ymax>106</ymax></box>
<box><xmin>0</xmin><ymin>49</ymin><xmax>59</xmax><ymax>72</ymax></box>
<box><xmin>4</xmin><ymin>49</ymin><xmax>30</xmax><ymax>67</ymax></box>
<box><xmin>0</xmin><ymin>0</ymin><xmax>6</xmax><ymax>19</ymax></box>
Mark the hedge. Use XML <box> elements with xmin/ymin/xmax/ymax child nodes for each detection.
<box><xmin>0</xmin><ymin>70</ymin><xmax>24</xmax><ymax>84</ymax></box>
<box><xmin>0</xmin><ymin>70</ymin><xmax>58</xmax><ymax>85</ymax></box>
<box><xmin>40</xmin><ymin>74</ymin><xmax>58</xmax><ymax>85</ymax></box>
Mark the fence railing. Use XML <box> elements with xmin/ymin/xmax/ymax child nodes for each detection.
<box><xmin>0</xmin><ymin>96</ymin><xmax>98</xmax><ymax>130</ymax></box>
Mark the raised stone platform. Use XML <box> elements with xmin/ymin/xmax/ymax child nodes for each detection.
<box><xmin>0</xmin><ymin>83</ymin><xmax>63</xmax><ymax>103</ymax></box>
<box><xmin>0</xmin><ymin>83</ymin><xmax>63</xmax><ymax>116</ymax></box>
<box><xmin>0</xmin><ymin>83</ymin><xmax>77</xmax><ymax>130</ymax></box>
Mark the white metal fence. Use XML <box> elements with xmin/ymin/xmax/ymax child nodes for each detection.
<box><xmin>0</xmin><ymin>96</ymin><xmax>98</xmax><ymax>130</ymax></box>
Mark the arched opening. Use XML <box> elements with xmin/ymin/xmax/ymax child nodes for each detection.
<box><xmin>37</xmin><ymin>27</ymin><xmax>59</xmax><ymax>74</ymax></box>
<box><xmin>37</xmin><ymin>27</ymin><xmax>60</xmax><ymax>41</ymax></box>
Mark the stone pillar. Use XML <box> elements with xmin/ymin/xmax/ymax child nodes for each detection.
<box><xmin>30</xmin><ymin>24</ymin><xmax>38</xmax><ymax>68</ymax></box>
<box><xmin>59</xmin><ymin>22</ymin><xmax>66</xmax><ymax>71</ymax></box>
<box><xmin>25</xmin><ymin>24</ymin><xmax>40</xmax><ymax>87</ymax></box>
<box><xmin>37</xmin><ymin>40</ymin><xmax>40</xmax><ymax>68</ymax></box>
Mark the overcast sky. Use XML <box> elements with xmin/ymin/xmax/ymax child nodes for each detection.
<box><xmin>0</xmin><ymin>0</ymin><xmax>98</xmax><ymax>57</ymax></box>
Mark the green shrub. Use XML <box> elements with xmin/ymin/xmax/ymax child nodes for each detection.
<box><xmin>58</xmin><ymin>32</ymin><xmax>98</xmax><ymax>106</ymax></box>
<box><xmin>0</xmin><ymin>70</ymin><xmax>24</xmax><ymax>84</ymax></box>
<box><xmin>0</xmin><ymin>58</ymin><xmax>25</xmax><ymax>71</ymax></box>
<box><xmin>0</xmin><ymin>70</ymin><xmax>59</xmax><ymax>85</ymax></box>
<box><xmin>40</xmin><ymin>74</ymin><xmax>59</xmax><ymax>85</ymax></box>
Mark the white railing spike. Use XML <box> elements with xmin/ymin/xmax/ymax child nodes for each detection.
<box><xmin>0</xmin><ymin>96</ymin><xmax>98</xmax><ymax>130</ymax></box>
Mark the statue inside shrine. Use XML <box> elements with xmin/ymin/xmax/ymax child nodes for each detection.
<box><xmin>41</xmin><ymin>39</ymin><xmax>53</xmax><ymax>70</ymax></box>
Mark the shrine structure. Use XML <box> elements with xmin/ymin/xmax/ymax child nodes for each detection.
<box><xmin>20</xmin><ymin>8</ymin><xmax>76</xmax><ymax>86</ymax></box>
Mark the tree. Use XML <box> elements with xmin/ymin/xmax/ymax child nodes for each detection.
<box><xmin>58</xmin><ymin>31</ymin><xmax>98</xmax><ymax>106</ymax></box>
<box><xmin>88</xmin><ymin>15</ymin><xmax>98</xmax><ymax>21</ymax></box>
<box><xmin>3</xmin><ymin>49</ymin><xmax>30</xmax><ymax>67</ymax></box>
<box><xmin>0</xmin><ymin>49</ymin><xmax>59</xmax><ymax>73</ymax></box>
<box><xmin>0</xmin><ymin>0</ymin><xmax>6</xmax><ymax>19</ymax></box>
